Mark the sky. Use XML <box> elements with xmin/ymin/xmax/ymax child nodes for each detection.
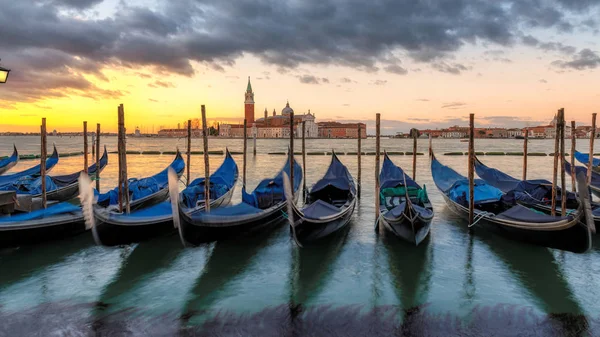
<box><xmin>0</xmin><ymin>0</ymin><xmax>599</xmax><ymax>134</ymax></box>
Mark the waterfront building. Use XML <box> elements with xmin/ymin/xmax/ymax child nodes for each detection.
<box><xmin>317</xmin><ymin>122</ymin><xmax>367</xmax><ymax>138</ymax></box>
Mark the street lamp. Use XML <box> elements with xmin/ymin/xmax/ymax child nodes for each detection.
<box><xmin>0</xmin><ymin>59</ymin><xmax>11</xmax><ymax>84</ymax></box>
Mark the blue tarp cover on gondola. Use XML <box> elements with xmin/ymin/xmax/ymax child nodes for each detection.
<box><xmin>0</xmin><ymin>148</ymin><xmax>108</xmax><ymax>195</ymax></box>
<box><xmin>575</xmin><ymin>150</ymin><xmax>600</xmax><ymax>167</ymax></box>
<box><xmin>302</xmin><ymin>199</ymin><xmax>341</xmax><ymax>218</ymax></box>
<box><xmin>0</xmin><ymin>146</ymin><xmax>18</xmax><ymax>174</ymax></box>
<box><xmin>97</xmin><ymin>151</ymin><xmax>185</xmax><ymax>205</ymax></box>
<box><xmin>242</xmin><ymin>157</ymin><xmax>302</xmax><ymax>209</ymax></box>
<box><xmin>310</xmin><ymin>153</ymin><xmax>356</xmax><ymax>194</ymax></box>
<box><xmin>380</xmin><ymin>154</ymin><xmax>421</xmax><ymax>189</ymax></box>
<box><xmin>565</xmin><ymin>161</ymin><xmax>600</xmax><ymax>188</ymax></box>
<box><xmin>181</xmin><ymin>151</ymin><xmax>238</xmax><ymax>208</ymax></box>
<box><xmin>496</xmin><ymin>204</ymin><xmax>573</xmax><ymax>223</ymax></box>
<box><xmin>431</xmin><ymin>155</ymin><xmax>503</xmax><ymax>205</ymax></box>
<box><xmin>0</xmin><ymin>146</ymin><xmax>59</xmax><ymax>187</ymax></box>
<box><xmin>0</xmin><ymin>202</ymin><xmax>80</xmax><ymax>224</ymax></box>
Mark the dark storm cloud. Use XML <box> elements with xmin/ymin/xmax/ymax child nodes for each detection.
<box><xmin>1</xmin><ymin>0</ymin><xmax>599</xmax><ymax>104</ymax></box>
<box><xmin>553</xmin><ymin>48</ymin><xmax>600</xmax><ymax>70</ymax></box>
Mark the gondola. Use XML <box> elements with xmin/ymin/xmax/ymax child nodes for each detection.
<box><xmin>0</xmin><ymin>201</ymin><xmax>87</xmax><ymax>248</ymax></box>
<box><xmin>0</xmin><ymin>146</ymin><xmax>108</xmax><ymax>202</ymax></box>
<box><xmin>287</xmin><ymin>152</ymin><xmax>356</xmax><ymax>244</ymax></box>
<box><xmin>375</xmin><ymin>153</ymin><xmax>433</xmax><ymax>245</ymax></box>
<box><xmin>565</xmin><ymin>160</ymin><xmax>600</xmax><ymax>198</ymax></box>
<box><xmin>574</xmin><ymin>150</ymin><xmax>600</xmax><ymax>168</ymax></box>
<box><xmin>95</xmin><ymin>150</ymin><xmax>185</xmax><ymax>210</ymax></box>
<box><xmin>0</xmin><ymin>145</ymin><xmax>59</xmax><ymax>187</ymax></box>
<box><xmin>171</xmin><ymin>156</ymin><xmax>302</xmax><ymax>246</ymax></box>
<box><xmin>474</xmin><ymin>156</ymin><xmax>580</xmax><ymax>212</ymax></box>
<box><xmin>0</xmin><ymin>145</ymin><xmax>18</xmax><ymax>175</ymax></box>
<box><xmin>431</xmin><ymin>150</ymin><xmax>591</xmax><ymax>253</ymax></box>
<box><xmin>88</xmin><ymin>150</ymin><xmax>237</xmax><ymax>246</ymax></box>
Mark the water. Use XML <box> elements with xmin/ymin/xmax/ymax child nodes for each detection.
<box><xmin>2</xmin><ymin>136</ymin><xmax>600</xmax><ymax>336</ymax></box>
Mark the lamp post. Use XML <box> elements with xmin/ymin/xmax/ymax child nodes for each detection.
<box><xmin>0</xmin><ymin>59</ymin><xmax>10</xmax><ymax>84</ymax></box>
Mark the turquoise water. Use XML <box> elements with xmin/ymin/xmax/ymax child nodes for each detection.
<box><xmin>1</xmin><ymin>136</ymin><xmax>599</xmax><ymax>336</ymax></box>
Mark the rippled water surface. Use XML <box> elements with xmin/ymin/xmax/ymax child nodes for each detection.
<box><xmin>2</xmin><ymin>136</ymin><xmax>600</xmax><ymax>336</ymax></box>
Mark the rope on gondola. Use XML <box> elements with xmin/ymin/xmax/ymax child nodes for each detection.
<box><xmin>468</xmin><ymin>211</ymin><xmax>494</xmax><ymax>228</ymax></box>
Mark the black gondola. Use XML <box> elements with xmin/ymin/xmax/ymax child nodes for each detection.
<box><xmin>431</xmin><ymin>150</ymin><xmax>591</xmax><ymax>253</ymax></box>
<box><xmin>1</xmin><ymin>146</ymin><xmax>108</xmax><ymax>202</ymax></box>
<box><xmin>0</xmin><ymin>145</ymin><xmax>18</xmax><ymax>175</ymax></box>
<box><xmin>0</xmin><ymin>201</ymin><xmax>87</xmax><ymax>248</ymax></box>
<box><xmin>376</xmin><ymin>153</ymin><xmax>433</xmax><ymax>245</ymax></box>
<box><xmin>88</xmin><ymin>150</ymin><xmax>238</xmax><ymax>246</ymax></box>
<box><xmin>94</xmin><ymin>150</ymin><xmax>185</xmax><ymax>210</ymax></box>
<box><xmin>0</xmin><ymin>145</ymin><xmax>59</xmax><ymax>187</ymax></box>
<box><xmin>171</xmin><ymin>156</ymin><xmax>302</xmax><ymax>246</ymax></box>
<box><xmin>288</xmin><ymin>152</ymin><xmax>356</xmax><ymax>244</ymax></box>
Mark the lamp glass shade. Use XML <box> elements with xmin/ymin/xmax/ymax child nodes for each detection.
<box><xmin>0</xmin><ymin>67</ymin><xmax>9</xmax><ymax>83</ymax></box>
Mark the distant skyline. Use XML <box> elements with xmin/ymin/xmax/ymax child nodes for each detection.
<box><xmin>1</xmin><ymin>0</ymin><xmax>599</xmax><ymax>134</ymax></box>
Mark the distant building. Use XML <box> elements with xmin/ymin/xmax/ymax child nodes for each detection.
<box><xmin>317</xmin><ymin>122</ymin><xmax>367</xmax><ymax>138</ymax></box>
<box><xmin>245</xmin><ymin>77</ymin><xmax>255</xmax><ymax>124</ymax></box>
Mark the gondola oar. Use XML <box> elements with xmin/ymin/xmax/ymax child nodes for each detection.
<box><xmin>283</xmin><ymin>171</ymin><xmax>303</xmax><ymax>248</ymax></box>
<box><xmin>78</xmin><ymin>172</ymin><xmax>101</xmax><ymax>245</ymax></box>
<box><xmin>168</xmin><ymin>167</ymin><xmax>187</xmax><ymax>247</ymax></box>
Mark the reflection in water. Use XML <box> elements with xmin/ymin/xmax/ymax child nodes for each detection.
<box><xmin>93</xmin><ymin>236</ymin><xmax>182</xmax><ymax>316</ymax></box>
<box><xmin>180</xmin><ymin>230</ymin><xmax>280</xmax><ymax>324</ymax></box>
<box><xmin>0</xmin><ymin>235</ymin><xmax>94</xmax><ymax>288</ymax></box>
<box><xmin>290</xmin><ymin>225</ymin><xmax>351</xmax><ymax>306</ymax></box>
<box><xmin>463</xmin><ymin>233</ymin><xmax>476</xmax><ymax>307</ymax></box>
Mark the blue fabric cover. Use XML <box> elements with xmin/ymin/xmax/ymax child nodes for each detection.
<box><xmin>431</xmin><ymin>155</ymin><xmax>503</xmax><ymax>205</ymax></box>
<box><xmin>302</xmin><ymin>199</ymin><xmax>341</xmax><ymax>219</ymax></box>
<box><xmin>475</xmin><ymin>157</ymin><xmax>576</xmax><ymax>203</ymax></box>
<box><xmin>181</xmin><ymin>151</ymin><xmax>238</xmax><ymax>208</ymax></box>
<box><xmin>0</xmin><ymin>202</ymin><xmax>80</xmax><ymax>223</ymax></box>
<box><xmin>575</xmin><ymin>150</ymin><xmax>600</xmax><ymax>167</ymax></box>
<box><xmin>0</xmin><ymin>146</ymin><xmax>18</xmax><ymax>173</ymax></box>
<box><xmin>0</xmin><ymin>146</ymin><xmax>59</xmax><ymax>187</ymax></box>
<box><xmin>495</xmin><ymin>205</ymin><xmax>573</xmax><ymax>223</ymax></box>
<box><xmin>97</xmin><ymin>151</ymin><xmax>185</xmax><ymax>205</ymax></box>
<box><xmin>106</xmin><ymin>201</ymin><xmax>173</xmax><ymax>220</ymax></box>
<box><xmin>242</xmin><ymin>157</ymin><xmax>303</xmax><ymax>209</ymax></box>
<box><xmin>0</xmin><ymin>148</ymin><xmax>108</xmax><ymax>195</ymax></box>
<box><xmin>194</xmin><ymin>202</ymin><xmax>263</xmax><ymax>218</ymax></box>
<box><xmin>310</xmin><ymin>153</ymin><xmax>356</xmax><ymax>194</ymax></box>
<box><xmin>380</xmin><ymin>154</ymin><xmax>421</xmax><ymax>189</ymax></box>
<box><xmin>565</xmin><ymin>161</ymin><xmax>600</xmax><ymax>188</ymax></box>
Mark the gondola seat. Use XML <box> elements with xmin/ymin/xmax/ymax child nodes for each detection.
<box><xmin>302</xmin><ymin>199</ymin><xmax>341</xmax><ymax>219</ymax></box>
<box><xmin>495</xmin><ymin>205</ymin><xmax>573</xmax><ymax>223</ymax></box>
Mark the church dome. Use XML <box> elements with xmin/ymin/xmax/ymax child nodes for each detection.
<box><xmin>282</xmin><ymin>101</ymin><xmax>294</xmax><ymax>116</ymax></box>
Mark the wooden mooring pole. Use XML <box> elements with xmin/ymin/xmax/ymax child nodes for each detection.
<box><xmin>96</xmin><ymin>123</ymin><xmax>100</xmax><ymax>191</ymax></box>
<box><xmin>559</xmin><ymin>109</ymin><xmax>566</xmax><ymax>216</ymax></box>
<box><xmin>412</xmin><ymin>130</ymin><xmax>417</xmax><ymax>180</ymax></box>
<box><xmin>187</xmin><ymin>119</ymin><xmax>191</xmax><ymax>186</ymax></box>
<box><xmin>243</xmin><ymin>119</ymin><xmax>247</xmax><ymax>189</ymax></box>
<box><xmin>83</xmin><ymin>121</ymin><xmax>88</xmax><ymax>174</ymax></box>
<box><xmin>523</xmin><ymin>127</ymin><xmax>528</xmax><ymax>180</ymax></box>
<box><xmin>588</xmin><ymin>113</ymin><xmax>597</xmax><ymax>185</ymax></box>
<box><xmin>41</xmin><ymin>118</ymin><xmax>47</xmax><ymax>209</ymax></box>
<box><xmin>289</xmin><ymin>111</ymin><xmax>294</xmax><ymax>194</ymax></box>
<box><xmin>357</xmin><ymin>123</ymin><xmax>362</xmax><ymax>198</ymax></box>
<box><xmin>302</xmin><ymin>121</ymin><xmax>306</xmax><ymax>198</ymax></box>
<box><xmin>202</xmin><ymin>105</ymin><xmax>210</xmax><ymax>213</ymax></box>
<box><xmin>253</xmin><ymin>124</ymin><xmax>257</xmax><ymax>156</ymax></box>
<box><xmin>468</xmin><ymin>114</ymin><xmax>475</xmax><ymax>225</ymax></box>
<box><xmin>375</xmin><ymin>113</ymin><xmax>381</xmax><ymax>221</ymax></box>
<box><xmin>551</xmin><ymin>111</ymin><xmax>560</xmax><ymax>216</ymax></box>
<box><xmin>571</xmin><ymin>121</ymin><xmax>576</xmax><ymax>192</ymax></box>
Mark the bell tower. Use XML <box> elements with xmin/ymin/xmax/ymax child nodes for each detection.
<box><xmin>244</xmin><ymin>77</ymin><xmax>255</xmax><ymax>124</ymax></box>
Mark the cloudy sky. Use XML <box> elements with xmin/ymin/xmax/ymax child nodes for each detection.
<box><xmin>0</xmin><ymin>0</ymin><xmax>599</xmax><ymax>133</ymax></box>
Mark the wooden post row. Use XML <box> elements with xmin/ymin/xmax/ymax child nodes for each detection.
<box><xmin>243</xmin><ymin>119</ymin><xmax>247</xmax><ymax>188</ymax></box>
<box><xmin>551</xmin><ymin>111</ymin><xmax>560</xmax><ymax>216</ymax></box>
<box><xmin>523</xmin><ymin>127</ymin><xmax>528</xmax><ymax>181</ymax></box>
<box><xmin>83</xmin><ymin>121</ymin><xmax>88</xmax><ymax>174</ymax></box>
<box><xmin>375</xmin><ymin>113</ymin><xmax>381</xmax><ymax>221</ymax></box>
<box><xmin>559</xmin><ymin>109</ymin><xmax>566</xmax><ymax>216</ymax></box>
<box><xmin>588</xmin><ymin>113</ymin><xmax>597</xmax><ymax>185</ymax></box>
<box><xmin>96</xmin><ymin>123</ymin><xmax>100</xmax><ymax>191</ymax></box>
<box><xmin>571</xmin><ymin>121</ymin><xmax>576</xmax><ymax>192</ymax></box>
<box><xmin>289</xmin><ymin>111</ymin><xmax>294</xmax><ymax>195</ymax></box>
